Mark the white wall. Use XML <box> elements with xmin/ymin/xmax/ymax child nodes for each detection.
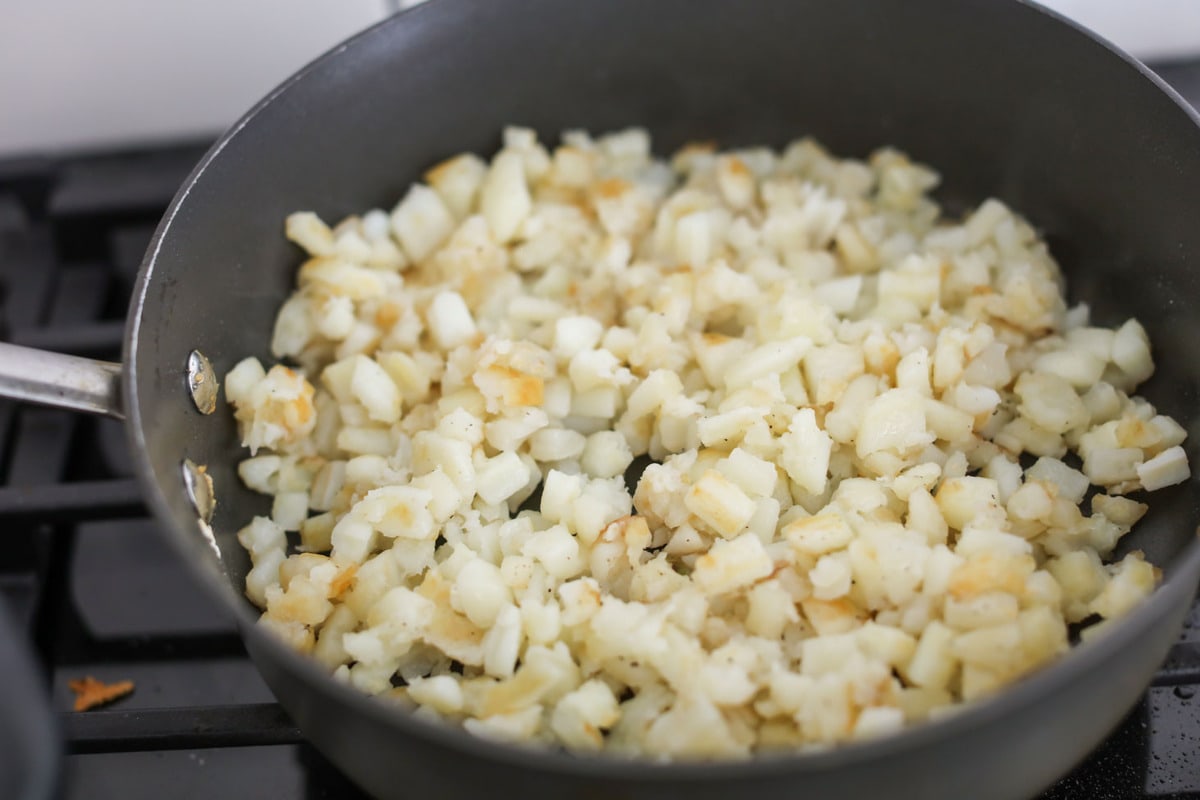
<box><xmin>0</xmin><ymin>1</ymin><xmax>389</xmax><ymax>155</ymax></box>
<box><xmin>1038</xmin><ymin>0</ymin><xmax>1200</xmax><ymax>62</ymax></box>
<box><xmin>0</xmin><ymin>0</ymin><xmax>1196</xmax><ymax>158</ymax></box>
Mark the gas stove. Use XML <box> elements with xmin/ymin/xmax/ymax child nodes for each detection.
<box><xmin>1</xmin><ymin>61</ymin><xmax>1199</xmax><ymax>800</ymax></box>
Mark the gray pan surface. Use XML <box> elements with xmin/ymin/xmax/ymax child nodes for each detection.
<box><xmin>111</xmin><ymin>0</ymin><xmax>1200</xmax><ymax>797</ymax></box>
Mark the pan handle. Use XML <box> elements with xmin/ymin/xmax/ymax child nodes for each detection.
<box><xmin>0</xmin><ymin>342</ymin><xmax>123</xmax><ymax>420</ymax></box>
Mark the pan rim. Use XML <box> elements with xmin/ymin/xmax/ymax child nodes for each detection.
<box><xmin>123</xmin><ymin>0</ymin><xmax>1200</xmax><ymax>781</ymax></box>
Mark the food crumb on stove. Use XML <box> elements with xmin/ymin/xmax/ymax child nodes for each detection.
<box><xmin>68</xmin><ymin>675</ymin><xmax>135</xmax><ymax>711</ymax></box>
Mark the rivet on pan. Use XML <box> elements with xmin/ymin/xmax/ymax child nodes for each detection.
<box><xmin>182</xmin><ymin>458</ymin><xmax>215</xmax><ymax>524</ymax></box>
<box><xmin>186</xmin><ymin>350</ymin><xmax>219</xmax><ymax>415</ymax></box>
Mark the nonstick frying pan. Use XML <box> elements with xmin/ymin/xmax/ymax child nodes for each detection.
<box><xmin>2</xmin><ymin>1</ymin><xmax>1199</xmax><ymax>798</ymax></box>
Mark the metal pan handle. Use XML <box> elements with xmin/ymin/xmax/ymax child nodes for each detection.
<box><xmin>0</xmin><ymin>342</ymin><xmax>123</xmax><ymax>420</ymax></box>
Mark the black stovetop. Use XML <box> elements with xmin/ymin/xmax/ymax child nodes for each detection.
<box><xmin>1</xmin><ymin>61</ymin><xmax>1199</xmax><ymax>800</ymax></box>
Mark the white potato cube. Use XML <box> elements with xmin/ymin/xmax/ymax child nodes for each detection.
<box><xmin>569</xmin><ymin>348</ymin><xmax>630</xmax><ymax>392</ymax></box>
<box><xmin>330</xmin><ymin>515</ymin><xmax>377</xmax><ymax>566</ymax></box>
<box><xmin>238</xmin><ymin>454</ymin><xmax>283</xmax><ymax>495</ymax></box>
<box><xmin>813</xmin><ymin>275</ymin><xmax>863</xmax><ymax>314</ymax></box>
<box><xmin>691</xmin><ymin>533</ymin><xmax>774</xmax><ymax>595</ymax></box>
<box><xmin>1015</xmin><ymin>372</ymin><xmax>1089</xmax><ymax>434</ymax></box>
<box><xmin>903</xmin><ymin>621</ymin><xmax>956</xmax><ymax>690</ymax></box>
<box><xmin>408</xmin><ymin>675</ymin><xmax>465</xmax><ymax>715</ymax></box>
<box><xmin>523</xmin><ymin>525</ymin><xmax>584</xmax><ymax>580</ymax></box>
<box><xmin>354</xmin><ymin>485</ymin><xmax>435</xmax><ymax>540</ymax></box>
<box><xmin>697</xmin><ymin>407</ymin><xmax>764</xmax><ymax>450</ymax></box>
<box><xmin>350</xmin><ymin>355</ymin><xmax>402</xmax><ymax>423</ymax></box>
<box><xmin>390</xmin><ymin>184</ymin><xmax>455</xmax><ymax>262</ymax></box>
<box><xmin>624</xmin><ymin>369</ymin><xmax>684</xmax><ymax>421</ymax></box>
<box><xmin>285</xmin><ymin>211</ymin><xmax>336</xmax><ymax>257</ymax></box>
<box><xmin>424</xmin><ymin>153</ymin><xmax>487</xmax><ymax>218</ymax></box>
<box><xmin>724</xmin><ymin>338</ymin><xmax>812</xmax><ymax>391</ymax></box>
<box><xmin>1083</xmin><ymin>447</ymin><xmax>1142</xmax><ymax>486</ymax></box>
<box><xmin>476</xmin><ymin>452</ymin><xmax>532</xmax><ymax>505</ymax></box>
<box><xmin>580</xmin><ymin>431</ymin><xmax>634</xmax><ymax>479</ymax></box>
<box><xmin>810</xmin><ymin>554</ymin><xmax>852</xmax><ymax>599</ymax></box>
<box><xmin>685</xmin><ymin>469</ymin><xmax>758</xmax><ymax>538</ymax></box>
<box><xmin>715</xmin><ymin>448</ymin><xmax>778</xmax><ymax>499</ymax></box>
<box><xmin>550</xmin><ymin>680</ymin><xmax>620</xmax><ymax>750</ymax></box>
<box><xmin>1033</xmin><ymin>349</ymin><xmax>1105</xmax><ymax>388</ymax></box>
<box><xmin>452</xmin><ymin>558</ymin><xmax>512</xmax><ymax>628</ymax></box>
<box><xmin>554</xmin><ymin>316</ymin><xmax>605</xmax><ymax>359</ymax></box>
<box><xmin>853</xmin><ymin>706</ymin><xmax>905</xmax><ymax>740</ymax></box>
<box><xmin>427</xmin><ymin>291</ymin><xmax>477</xmax><ymax>350</ymax></box>
<box><xmin>857</xmin><ymin>388</ymin><xmax>935</xmax><ymax>457</ymax></box>
<box><xmin>778</xmin><ymin>408</ymin><xmax>833</xmax><ymax>495</ymax></box>
<box><xmin>1137</xmin><ymin>445</ymin><xmax>1189</xmax><ymax>490</ymax></box>
<box><xmin>1025</xmin><ymin>457</ymin><xmax>1089</xmax><ymax>504</ymax></box>
<box><xmin>541</xmin><ymin>469</ymin><xmax>583</xmax><ymax>526</ymax></box>
<box><xmin>935</xmin><ymin>477</ymin><xmax>999</xmax><ymax>530</ymax></box>
<box><xmin>481</xmin><ymin>151</ymin><xmax>533</xmax><ymax>244</ymax></box>
<box><xmin>785</xmin><ymin>513</ymin><xmax>853</xmax><ymax>556</ymax></box>
<box><xmin>803</xmin><ymin>343</ymin><xmax>865</xmax><ymax>405</ymax></box>
<box><xmin>272</xmin><ymin>491</ymin><xmax>309</xmax><ymax>532</ymax></box>
<box><xmin>1111</xmin><ymin>319</ymin><xmax>1154</xmax><ymax>385</ymax></box>
<box><xmin>225</xmin><ymin>357</ymin><xmax>267</xmax><ymax>406</ymax></box>
<box><xmin>481</xmin><ymin>603</ymin><xmax>524</xmax><ymax>679</ymax></box>
<box><xmin>529</xmin><ymin>428</ymin><xmax>587</xmax><ymax>462</ymax></box>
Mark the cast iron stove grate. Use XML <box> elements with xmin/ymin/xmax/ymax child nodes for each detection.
<box><xmin>1</xmin><ymin>61</ymin><xmax>1199</xmax><ymax>799</ymax></box>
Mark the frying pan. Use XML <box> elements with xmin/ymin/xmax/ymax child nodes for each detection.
<box><xmin>2</xmin><ymin>0</ymin><xmax>1199</xmax><ymax>797</ymax></box>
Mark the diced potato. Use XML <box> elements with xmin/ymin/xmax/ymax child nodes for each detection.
<box><xmin>1033</xmin><ymin>348</ymin><xmax>1105</xmax><ymax>388</ymax></box>
<box><xmin>1015</xmin><ymin>372</ymin><xmax>1089</xmax><ymax>434</ymax></box>
<box><xmin>857</xmin><ymin>389</ymin><xmax>935</xmax><ymax>458</ymax></box>
<box><xmin>906</xmin><ymin>487</ymin><xmax>948</xmax><ymax>545</ymax></box>
<box><xmin>1025</xmin><ymin>457</ymin><xmax>1089</xmax><ymax>504</ymax></box>
<box><xmin>803</xmin><ymin>343</ymin><xmax>865</xmax><ymax>406</ymax></box>
<box><xmin>685</xmin><ymin>469</ymin><xmax>758</xmax><ymax>538</ymax></box>
<box><xmin>1046</xmin><ymin>550</ymin><xmax>1108</xmax><ymax>622</ymax></box>
<box><xmin>452</xmin><ymin>558</ymin><xmax>511</xmax><ymax>627</ymax></box>
<box><xmin>272</xmin><ymin>491</ymin><xmax>309</xmax><ymax>532</ymax></box>
<box><xmin>1090</xmin><ymin>552</ymin><xmax>1159</xmax><ymax>619</ymax></box>
<box><xmin>581</xmin><ymin>430</ymin><xmax>634</xmax><ymax>479</ymax></box>
<box><xmin>225</xmin><ymin>357</ymin><xmax>267</xmax><ymax>406</ymax></box>
<box><xmin>529</xmin><ymin>428</ymin><xmax>587</xmax><ymax>462</ymax></box>
<box><xmin>1006</xmin><ymin>480</ymin><xmax>1053</xmax><ymax>522</ymax></box>
<box><xmin>1111</xmin><ymin>319</ymin><xmax>1154</xmax><ymax>385</ymax></box>
<box><xmin>228</xmin><ymin>128</ymin><xmax>1186</xmax><ymax>757</ymax></box>
<box><xmin>716</xmin><ymin>448</ymin><xmax>778</xmax><ymax>499</ymax></box>
<box><xmin>354</xmin><ymin>485</ymin><xmax>436</xmax><ymax>540</ymax></box>
<box><xmin>425</xmin><ymin>153</ymin><xmax>488</xmax><ymax>219</ymax></box>
<box><xmin>476</xmin><ymin>452</ymin><xmax>532</xmax><ymax>505</ymax></box>
<box><xmin>390</xmin><ymin>184</ymin><xmax>455</xmax><ymax>262</ymax></box>
<box><xmin>427</xmin><ymin>291</ymin><xmax>477</xmax><ymax>351</ymax></box>
<box><xmin>778</xmin><ymin>408</ymin><xmax>833</xmax><ymax>495</ymax></box>
<box><xmin>935</xmin><ymin>477</ymin><xmax>999</xmax><ymax>531</ymax></box>
<box><xmin>286</xmin><ymin>211</ymin><xmax>336</xmax><ymax>257</ymax></box>
<box><xmin>1091</xmin><ymin>494</ymin><xmax>1147</xmax><ymax>528</ymax></box>
<box><xmin>1137</xmin><ymin>445</ymin><xmax>1189</xmax><ymax>491</ymax></box>
<box><xmin>692</xmin><ymin>533</ymin><xmax>774</xmax><ymax>595</ymax></box>
<box><xmin>350</xmin><ymin>356</ymin><xmax>402</xmax><ymax>423</ymax></box>
<box><xmin>724</xmin><ymin>338</ymin><xmax>812</xmax><ymax>392</ymax></box>
<box><xmin>903</xmin><ymin>621</ymin><xmax>957</xmax><ymax>690</ymax></box>
<box><xmin>810</xmin><ymin>554</ymin><xmax>852</xmax><ymax>599</ymax></box>
<box><xmin>550</xmin><ymin>680</ymin><xmax>620</xmax><ymax>750</ymax></box>
<box><xmin>1083</xmin><ymin>447</ymin><xmax>1142</xmax><ymax>486</ymax></box>
<box><xmin>479</xmin><ymin>151</ymin><xmax>533</xmax><ymax>244</ymax></box>
<box><xmin>784</xmin><ymin>513</ymin><xmax>853</xmax><ymax>556</ymax></box>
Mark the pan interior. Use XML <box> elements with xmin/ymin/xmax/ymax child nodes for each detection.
<box><xmin>128</xmin><ymin>0</ymin><xmax>1200</xmax><ymax>725</ymax></box>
